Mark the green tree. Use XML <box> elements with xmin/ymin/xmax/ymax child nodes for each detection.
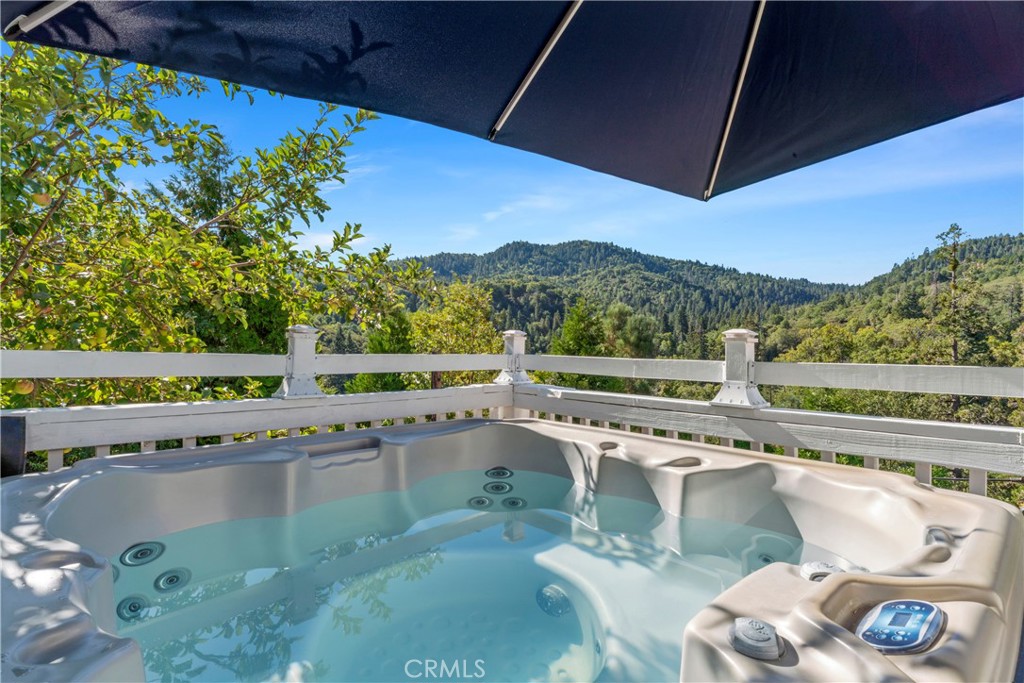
<box><xmin>621</xmin><ymin>313</ymin><xmax>658</xmax><ymax>359</ymax></box>
<box><xmin>551</xmin><ymin>299</ymin><xmax>604</xmax><ymax>356</ymax></box>
<box><xmin>782</xmin><ymin>323</ymin><xmax>855</xmax><ymax>363</ymax></box>
<box><xmin>603</xmin><ymin>302</ymin><xmax>633</xmax><ymax>353</ymax></box>
<box><xmin>934</xmin><ymin>224</ymin><xmax>987</xmax><ymax>416</ymax></box>
<box><xmin>345</xmin><ymin>306</ymin><xmax>413</xmax><ymax>394</ymax></box>
<box><xmin>409</xmin><ymin>280</ymin><xmax>501</xmax><ymax>388</ymax></box>
<box><xmin>548</xmin><ymin>298</ymin><xmax>623</xmax><ymax>392</ymax></box>
<box><xmin>0</xmin><ymin>44</ymin><xmax>430</xmax><ymax>408</ymax></box>
<box><xmin>157</xmin><ymin>141</ymin><xmax>290</xmax><ymax>399</ymax></box>
<box><xmin>317</xmin><ymin>320</ymin><xmax>366</xmax><ymax>393</ymax></box>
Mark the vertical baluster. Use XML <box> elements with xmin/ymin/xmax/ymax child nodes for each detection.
<box><xmin>968</xmin><ymin>469</ymin><xmax>987</xmax><ymax>496</ymax></box>
<box><xmin>862</xmin><ymin>456</ymin><xmax>879</xmax><ymax>469</ymax></box>
<box><xmin>141</xmin><ymin>440</ymin><xmax>157</xmax><ymax>452</ymax></box>
<box><xmin>666</xmin><ymin>430</ymin><xmax>678</xmax><ymax>440</ymax></box>
<box><xmin>183</xmin><ymin>436</ymin><xmax>197</xmax><ymax>448</ymax></box>
<box><xmin>819</xmin><ymin>450</ymin><xmax>836</xmax><ymax>463</ymax></box>
<box><xmin>47</xmin><ymin>449</ymin><xmax>63</xmax><ymax>471</ymax></box>
<box><xmin>95</xmin><ymin>445</ymin><xmax>111</xmax><ymax>458</ymax></box>
<box><xmin>915</xmin><ymin>462</ymin><xmax>932</xmax><ymax>485</ymax></box>
<box><xmin>220</xmin><ymin>434</ymin><xmax>235</xmax><ymax>444</ymax></box>
<box><xmin>287</xmin><ymin>428</ymin><xmax>301</xmax><ymax>438</ymax></box>
<box><xmin>782</xmin><ymin>445</ymin><xmax>797</xmax><ymax>457</ymax></box>
<box><xmin>316</xmin><ymin>425</ymin><xmax>331</xmax><ymax>434</ymax></box>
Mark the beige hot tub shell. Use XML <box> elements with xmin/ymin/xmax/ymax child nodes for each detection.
<box><xmin>2</xmin><ymin>419</ymin><xmax>1022</xmax><ymax>682</ymax></box>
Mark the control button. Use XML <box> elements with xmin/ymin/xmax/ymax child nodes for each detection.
<box><xmin>891</xmin><ymin>636</ymin><xmax>904</xmax><ymax>642</ymax></box>
<box><xmin>896</xmin><ymin>630</ymin><xmax>906</xmax><ymax>636</ymax></box>
<box><xmin>881</xmin><ymin>629</ymin><xmax>890</xmax><ymax>634</ymax></box>
<box><xmin>730</xmin><ymin>617</ymin><xmax>785</xmax><ymax>661</ymax></box>
<box><xmin>910</xmin><ymin>605</ymin><xmax>922</xmax><ymax>611</ymax></box>
<box><xmin>877</xmin><ymin>634</ymin><xmax>888</xmax><ymax>640</ymax></box>
<box><xmin>896</xmin><ymin>604</ymin><xmax>906</xmax><ymax>609</ymax></box>
<box><xmin>800</xmin><ymin>560</ymin><xmax>844</xmax><ymax>582</ymax></box>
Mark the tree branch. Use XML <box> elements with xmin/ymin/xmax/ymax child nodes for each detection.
<box><xmin>2</xmin><ymin>175</ymin><xmax>79</xmax><ymax>288</ymax></box>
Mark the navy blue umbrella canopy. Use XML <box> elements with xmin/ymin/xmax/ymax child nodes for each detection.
<box><xmin>3</xmin><ymin>1</ymin><xmax>1022</xmax><ymax>200</ymax></box>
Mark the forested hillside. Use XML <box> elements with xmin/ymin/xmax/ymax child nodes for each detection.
<box><xmin>418</xmin><ymin>241</ymin><xmax>850</xmax><ymax>352</ymax></box>
<box><xmin>760</xmin><ymin>231</ymin><xmax>1024</xmax><ymax>367</ymax></box>
<box><xmin>417</xmin><ymin>235</ymin><xmax>1023</xmax><ymax>361</ymax></box>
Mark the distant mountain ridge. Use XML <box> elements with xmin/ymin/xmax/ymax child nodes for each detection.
<box><xmin>421</xmin><ymin>240</ymin><xmax>843</xmax><ymax>286</ymax></box>
<box><xmin>416</xmin><ymin>240</ymin><xmax>851</xmax><ymax>352</ymax></box>
<box><xmin>414</xmin><ymin>235</ymin><xmax>1023</xmax><ymax>355</ymax></box>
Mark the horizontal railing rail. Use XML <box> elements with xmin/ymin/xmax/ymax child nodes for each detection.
<box><xmin>756</xmin><ymin>362</ymin><xmax>1022</xmax><ymax>398</ymax></box>
<box><xmin>4</xmin><ymin>345</ymin><xmax>1020</xmax><ymax>399</ymax></box>
<box><xmin>4</xmin><ymin>384</ymin><xmax>511</xmax><ymax>453</ymax></box>
<box><xmin>515</xmin><ymin>384</ymin><xmax>1023</xmax><ymax>476</ymax></box>
<box><xmin>522</xmin><ymin>355</ymin><xmax>1023</xmax><ymax>398</ymax></box>
<box><xmin>315</xmin><ymin>353</ymin><xmax>506</xmax><ymax>375</ymax></box>
<box><xmin>0</xmin><ymin>350</ymin><xmax>287</xmax><ymax>378</ymax></box>
<box><xmin>522</xmin><ymin>355</ymin><xmax>724</xmax><ymax>383</ymax></box>
<box><xmin>0</xmin><ymin>350</ymin><xmax>506</xmax><ymax>379</ymax></box>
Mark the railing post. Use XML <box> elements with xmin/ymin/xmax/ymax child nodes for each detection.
<box><xmin>495</xmin><ymin>330</ymin><xmax>530</xmax><ymax>419</ymax></box>
<box><xmin>494</xmin><ymin>330</ymin><xmax>530</xmax><ymax>385</ymax></box>
<box><xmin>710</xmin><ymin>328</ymin><xmax>769</xmax><ymax>408</ymax></box>
<box><xmin>274</xmin><ymin>325</ymin><xmax>325</xmax><ymax>399</ymax></box>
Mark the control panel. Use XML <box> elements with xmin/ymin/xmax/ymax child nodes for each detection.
<box><xmin>855</xmin><ymin>599</ymin><xmax>945</xmax><ymax>654</ymax></box>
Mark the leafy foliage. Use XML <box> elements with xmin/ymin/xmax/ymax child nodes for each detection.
<box><xmin>545</xmin><ymin>299</ymin><xmax>624</xmax><ymax>392</ymax></box>
<box><xmin>344</xmin><ymin>306</ymin><xmax>413</xmax><ymax>394</ymax></box>
<box><xmin>0</xmin><ymin>44</ymin><xmax>430</xmax><ymax>408</ymax></box>
<box><xmin>407</xmin><ymin>280</ymin><xmax>502</xmax><ymax>388</ymax></box>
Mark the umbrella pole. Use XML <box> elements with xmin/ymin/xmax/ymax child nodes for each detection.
<box><xmin>703</xmin><ymin>0</ymin><xmax>767</xmax><ymax>201</ymax></box>
<box><xmin>489</xmin><ymin>0</ymin><xmax>585</xmax><ymax>141</ymax></box>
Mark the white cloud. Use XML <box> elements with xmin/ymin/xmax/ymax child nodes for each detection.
<box><xmin>444</xmin><ymin>224</ymin><xmax>481</xmax><ymax>243</ymax></box>
<box><xmin>345</xmin><ymin>163</ymin><xmax>388</xmax><ymax>180</ymax></box>
<box><xmin>483</xmin><ymin>189</ymin><xmax>573</xmax><ymax>222</ymax></box>
<box><xmin>319</xmin><ymin>180</ymin><xmax>346</xmax><ymax>194</ymax></box>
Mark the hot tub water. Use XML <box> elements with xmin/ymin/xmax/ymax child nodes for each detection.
<box><xmin>109</xmin><ymin>469</ymin><xmax>850</xmax><ymax>683</ymax></box>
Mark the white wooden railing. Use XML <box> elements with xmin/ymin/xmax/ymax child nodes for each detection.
<box><xmin>1</xmin><ymin>327</ymin><xmax>1021</xmax><ymax>497</ymax></box>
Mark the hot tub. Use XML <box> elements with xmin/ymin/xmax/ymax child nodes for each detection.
<box><xmin>2</xmin><ymin>419</ymin><xmax>1022</xmax><ymax>682</ymax></box>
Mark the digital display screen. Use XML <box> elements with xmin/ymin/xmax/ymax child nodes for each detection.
<box><xmin>889</xmin><ymin>612</ymin><xmax>912</xmax><ymax>627</ymax></box>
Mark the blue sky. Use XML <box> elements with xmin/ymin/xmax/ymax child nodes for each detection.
<box><xmin>152</xmin><ymin>88</ymin><xmax>1023</xmax><ymax>285</ymax></box>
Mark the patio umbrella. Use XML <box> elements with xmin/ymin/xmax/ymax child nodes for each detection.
<box><xmin>3</xmin><ymin>1</ymin><xmax>1022</xmax><ymax>200</ymax></box>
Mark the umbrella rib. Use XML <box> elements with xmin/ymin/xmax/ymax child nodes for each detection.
<box><xmin>703</xmin><ymin>0</ymin><xmax>767</xmax><ymax>201</ymax></box>
<box><xmin>3</xmin><ymin>0</ymin><xmax>78</xmax><ymax>39</ymax></box>
<box><xmin>489</xmin><ymin>0</ymin><xmax>585</xmax><ymax>141</ymax></box>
